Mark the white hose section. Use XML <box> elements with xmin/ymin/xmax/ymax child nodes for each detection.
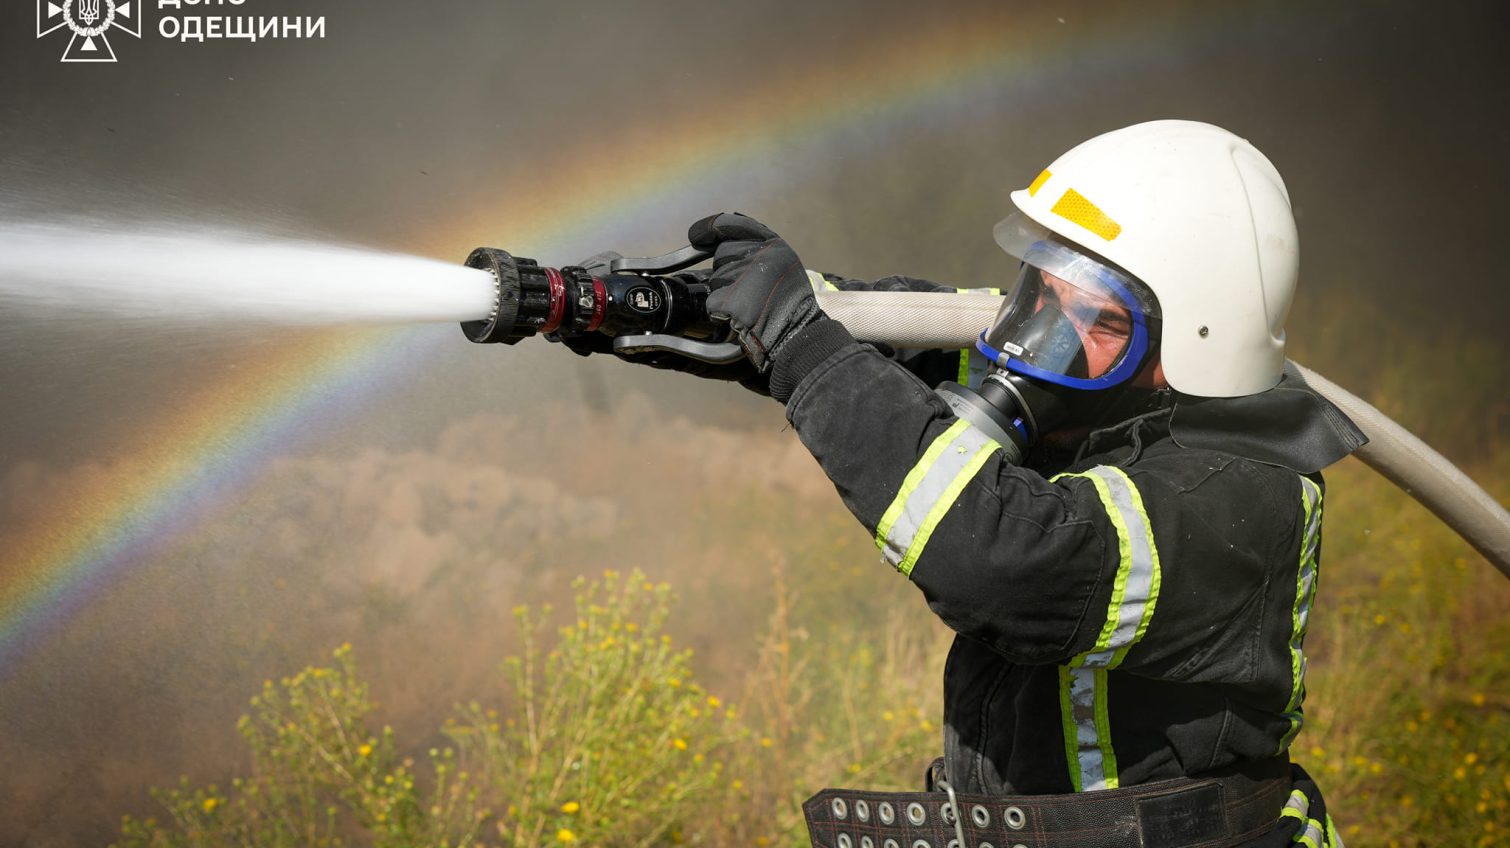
<box><xmin>1291</xmin><ymin>365</ymin><xmax>1510</xmax><ymax>578</ymax></box>
<box><xmin>815</xmin><ymin>289</ymin><xmax>1510</xmax><ymax>578</ymax></box>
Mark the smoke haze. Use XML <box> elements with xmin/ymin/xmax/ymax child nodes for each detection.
<box><xmin>1</xmin><ymin>0</ymin><xmax>1506</xmax><ymax>843</ymax></box>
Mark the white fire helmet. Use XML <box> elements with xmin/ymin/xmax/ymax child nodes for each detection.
<box><xmin>991</xmin><ymin>120</ymin><xmax>1299</xmax><ymax>398</ymax></box>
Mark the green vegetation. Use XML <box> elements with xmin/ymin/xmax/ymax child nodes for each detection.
<box><xmin>115</xmin><ymin>472</ymin><xmax>1509</xmax><ymax>848</ymax></box>
<box><xmin>116</xmin><ymin>567</ymin><xmax>944</xmax><ymax>847</ymax></box>
<box><xmin>1300</xmin><ymin>456</ymin><xmax>1508</xmax><ymax>848</ymax></box>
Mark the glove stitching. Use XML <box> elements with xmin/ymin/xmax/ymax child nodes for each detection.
<box><xmin>753</xmin><ymin>258</ymin><xmax>802</xmax><ymax>353</ymax></box>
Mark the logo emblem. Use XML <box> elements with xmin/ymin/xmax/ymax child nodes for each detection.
<box><xmin>626</xmin><ymin>287</ymin><xmax>663</xmax><ymax>314</ymax></box>
<box><xmin>36</xmin><ymin>0</ymin><xmax>142</xmax><ymax>63</ymax></box>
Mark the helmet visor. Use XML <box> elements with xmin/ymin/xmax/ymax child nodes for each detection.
<box><xmin>980</xmin><ymin>238</ymin><xmax>1159</xmax><ymax>388</ymax></box>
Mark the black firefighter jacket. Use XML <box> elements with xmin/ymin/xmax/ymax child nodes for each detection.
<box><xmin>776</xmin><ymin>275</ymin><xmax>1363</xmax><ymax>811</ymax></box>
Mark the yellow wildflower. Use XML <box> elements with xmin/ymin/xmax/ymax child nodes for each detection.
<box><xmin>557</xmin><ymin>828</ymin><xmax>576</xmax><ymax>843</ymax></box>
<box><xmin>707</xmin><ymin>695</ymin><xmax>721</xmax><ymax>709</ymax></box>
<box><xmin>561</xmin><ymin>801</ymin><xmax>580</xmax><ymax>814</ymax></box>
<box><xmin>202</xmin><ymin>797</ymin><xmax>219</xmax><ymax>813</ymax></box>
<box><xmin>358</xmin><ymin>744</ymin><xmax>373</xmax><ymax>757</ymax></box>
<box><xmin>673</xmin><ymin>738</ymin><xmax>688</xmax><ymax>750</ymax></box>
<box><xmin>1471</xmin><ymin>692</ymin><xmax>1486</xmax><ymax>707</ymax></box>
<box><xmin>760</xmin><ymin>737</ymin><xmax>773</xmax><ymax>748</ymax></box>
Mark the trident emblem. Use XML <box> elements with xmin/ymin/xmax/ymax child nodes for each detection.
<box><xmin>35</xmin><ymin>0</ymin><xmax>141</xmax><ymax>63</ymax></box>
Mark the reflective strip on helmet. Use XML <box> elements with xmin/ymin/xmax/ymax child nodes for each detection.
<box><xmin>1058</xmin><ymin>665</ymin><xmax>1118</xmax><ymax>792</ymax></box>
<box><xmin>954</xmin><ymin>287</ymin><xmax>1001</xmax><ymax>389</ymax></box>
<box><xmin>874</xmin><ymin>419</ymin><xmax>1000</xmax><ymax>578</ymax></box>
<box><xmin>1051</xmin><ymin>188</ymin><xmax>1123</xmax><ymax>241</ymax></box>
<box><xmin>1278</xmin><ymin>477</ymin><xmax>1323</xmax><ymax>754</ymax></box>
<box><xmin>806</xmin><ymin>269</ymin><xmax>839</xmax><ymax>292</ymax></box>
<box><xmin>1028</xmin><ymin>168</ymin><xmax>1053</xmax><ymax>197</ymax></box>
<box><xmin>1050</xmin><ymin>466</ymin><xmax>1162</xmax><ymax>670</ymax></box>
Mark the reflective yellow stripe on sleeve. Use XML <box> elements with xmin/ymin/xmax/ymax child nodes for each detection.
<box><xmin>874</xmin><ymin>420</ymin><xmax>1000</xmax><ymax>578</ymax></box>
<box><xmin>1279</xmin><ymin>776</ymin><xmax>1336</xmax><ymax>848</ymax></box>
<box><xmin>1278</xmin><ymin>476</ymin><xmax>1323</xmax><ymax>754</ymax></box>
<box><xmin>1049</xmin><ymin>465</ymin><xmax>1161</xmax><ymax>792</ymax></box>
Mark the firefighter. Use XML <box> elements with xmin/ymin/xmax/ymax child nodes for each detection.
<box><xmin>632</xmin><ymin>120</ymin><xmax>1361</xmax><ymax>846</ymax></box>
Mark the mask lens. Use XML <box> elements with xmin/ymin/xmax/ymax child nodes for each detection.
<box><xmin>982</xmin><ymin>241</ymin><xmax>1149</xmax><ymax>383</ymax></box>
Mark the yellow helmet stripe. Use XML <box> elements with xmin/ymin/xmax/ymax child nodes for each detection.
<box><xmin>1051</xmin><ymin>188</ymin><xmax>1122</xmax><ymax>241</ymax></box>
<box><xmin>1027</xmin><ymin>168</ymin><xmax>1053</xmax><ymax>197</ymax></box>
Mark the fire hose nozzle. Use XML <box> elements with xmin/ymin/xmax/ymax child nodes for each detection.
<box><xmin>458</xmin><ymin>244</ymin><xmax>736</xmax><ymax>355</ymax></box>
<box><xmin>460</xmin><ymin>248</ymin><xmax>527</xmax><ymax>344</ymax></box>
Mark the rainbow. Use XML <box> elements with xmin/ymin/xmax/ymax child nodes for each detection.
<box><xmin>0</xmin><ymin>2</ymin><xmax>1292</xmax><ymax>671</ymax></box>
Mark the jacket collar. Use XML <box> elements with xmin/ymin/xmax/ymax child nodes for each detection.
<box><xmin>1055</xmin><ymin>367</ymin><xmax>1367</xmax><ymax>474</ymax></box>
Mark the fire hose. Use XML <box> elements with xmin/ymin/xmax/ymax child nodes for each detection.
<box><xmin>458</xmin><ymin>246</ymin><xmax>1510</xmax><ymax>578</ymax></box>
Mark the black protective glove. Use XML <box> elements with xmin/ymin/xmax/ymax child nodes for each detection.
<box><xmin>695</xmin><ymin>213</ymin><xmax>824</xmax><ymax>374</ymax></box>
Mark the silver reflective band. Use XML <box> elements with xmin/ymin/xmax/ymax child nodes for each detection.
<box><xmin>876</xmin><ymin>420</ymin><xmax>1001</xmax><ymax>577</ymax></box>
<box><xmin>1051</xmin><ymin>465</ymin><xmax>1162</xmax><ymax>793</ymax></box>
<box><xmin>1062</xmin><ymin>666</ymin><xmax>1114</xmax><ymax>791</ymax></box>
<box><xmin>1067</xmin><ymin>466</ymin><xmax>1162</xmax><ymax>670</ymax></box>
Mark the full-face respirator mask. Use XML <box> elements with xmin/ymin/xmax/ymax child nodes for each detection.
<box><xmin>936</xmin><ymin>238</ymin><xmax>1162</xmax><ymax>463</ymax></box>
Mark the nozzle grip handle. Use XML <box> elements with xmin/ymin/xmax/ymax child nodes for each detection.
<box><xmin>613</xmin><ymin>334</ymin><xmax>744</xmax><ymax>364</ymax></box>
<box><xmin>608</xmin><ymin>245</ymin><xmax>713</xmax><ymax>275</ymax></box>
